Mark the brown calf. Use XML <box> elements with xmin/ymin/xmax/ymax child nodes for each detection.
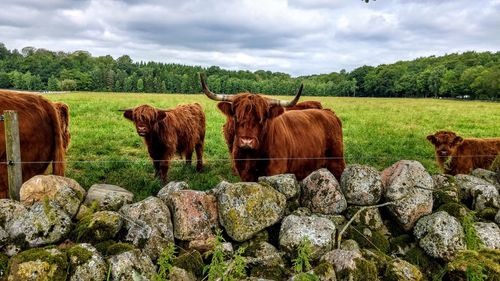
<box><xmin>123</xmin><ymin>103</ymin><xmax>205</xmax><ymax>183</ymax></box>
<box><xmin>427</xmin><ymin>130</ymin><xmax>500</xmax><ymax>175</ymax></box>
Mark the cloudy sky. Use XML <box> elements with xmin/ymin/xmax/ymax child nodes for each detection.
<box><xmin>1</xmin><ymin>0</ymin><xmax>499</xmax><ymax>76</ymax></box>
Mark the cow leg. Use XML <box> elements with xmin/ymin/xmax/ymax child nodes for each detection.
<box><xmin>327</xmin><ymin>146</ymin><xmax>345</xmax><ymax>182</ymax></box>
<box><xmin>158</xmin><ymin>159</ymin><xmax>170</xmax><ymax>184</ymax></box>
<box><xmin>185</xmin><ymin>150</ymin><xmax>193</xmax><ymax>166</ymax></box>
<box><xmin>195</xmin><ymin>143</ymin><xmax>204</xmax><ymax>171</ymax></box>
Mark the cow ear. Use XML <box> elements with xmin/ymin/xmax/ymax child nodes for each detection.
<box><xmin>217</xmin><ymin>102</ymin><xmax>233</xmax><ymax>117</ymax></box>
<box><xmin>157</xmin><ymin>110</ymin><xmax>167</xmax><ymax>120</ymax></box>
<box><xmin>267</xmin><ymin>105</ymin><xmax>285</xmax><ymax>119</ymax></box>
<box><xmin>123</xmin><ymin>110</ymin><xmax>134</xmax><ymax>120</ymax></box>
<box><xmin>426</xmin><ymin>135</ymin><xmax>436</xmax><ymax>144</ymax></box>
<box><xmin>452</xmin><ymin>136</ymin><xmax>464</xmax><ymax>146</ymax></box>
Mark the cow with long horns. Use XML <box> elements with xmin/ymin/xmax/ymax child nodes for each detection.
<box><xmin>122</xmin><ymin>103</ymin><xmax>206</xmax><ymax>183</ymax></box>
<box><xmin>200</xmin><ymin>74</ymin><xmax>345</xmax><ymax>181</ymax></box>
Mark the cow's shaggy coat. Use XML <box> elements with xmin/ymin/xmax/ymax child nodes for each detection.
<box><xmin>123</xmin><ymin>103</ymin><xmax>205</xmax><ymax>183</ymax></box>
<box><xmin>0</xmin><ymin>90</ymin><xmax>67</xmax><ymax>198</ymax></box>
<box><xmin>201</xmin><ymin>75</ymin><xmax>345</xmax><ymax>182</ymax></box>
<box><xmin>427</xmin><ymin>130</ymin><xmax>500</xmax><ymax>175</ymax></box>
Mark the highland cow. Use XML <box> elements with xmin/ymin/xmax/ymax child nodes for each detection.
<box><xmin>427</xmin><ymin>130</ymin><xmax>500</xmax><ymax>175</ymax></box>
<box><xmin>123</xmin><ymin>103</ymin><xmax>205</xmax><ymax>183</ymax></box>
<box><xmin>201</xmin><ymin>74</ymin><xmax>345</xmax><ymax>182</ymax></box>
<box><xmin>0</xmin><ymin>90</ymin><xmax>67</xmax><ymax>198</ymax></box>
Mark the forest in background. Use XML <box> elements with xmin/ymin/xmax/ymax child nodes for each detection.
<box><xmin>0</xmin><ymin>43</ymin><xmax>498</xmax><ymax>100</ymax></box>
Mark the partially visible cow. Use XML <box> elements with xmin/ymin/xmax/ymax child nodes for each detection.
<box><xmin>201</xmin><ymin>74</ymin><xmax>345</xmax><ymax>182</ymax></box>
<box><xmin>123</xmin><ymin>103</ymin><xmax>205</xmax><ymax>183</ymax></box>
<box><xmin>222</xmin><ymin>100</ymin><xmax>323</xmax><ymax>174</ymax></box>
<box><xmin>427</xmin><ymin>130</ymin><xmax>500</xmax><ymax>175</ymax></box>
<box><xmin>53</xmin><ymin>102</ymin><xmax>71</xmax><ymax>152</ymax></box>
<box><xmin>0</xmin><ymin>90</ymin><xmax>67</xmax><ymax>198</ymax></box>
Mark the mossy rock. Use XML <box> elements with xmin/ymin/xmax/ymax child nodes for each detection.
<box><xmin>347</xmin><ymin>225</ymin><xmax>389</xmax><ymax>254</ymax></box>
<box><xmin>105</xmin><ymin>242</ymin><xmax>135</xmax><ymax>256</ymax></box>
<box><xmin>437</xmin><ymin>202</ymin><xmax>470</xmax><ymax>223</ymax></box>
<box><xmin>0</xmin><ymin>253</ymin><xmax>8</xmax><ymax>278</ymax></box>
<box><xmin>389</xmin><ymin>234</ymin><xmax>414</xmax><ymax>256</ymax></box>
<box><xmin>477</xmin><ymin>208</ymin><xmax>498</xmax><ymax>221</ymax></box>
<box><xmin>445</xmin><ymin>249</ymin><xmax>500</xmax><ymax>281</ymax></box>
<box><xmin>403</xmin><ymin>246</ymin><xmax>444</xmax><ymax>279</ymax></box>
<box><xmin>384</xmin><ymin>258</ymin><xmax>423</xmax><ymax>281</ymax></box>
<box><xmin>250</xmin><ymin>264</ymin><xmax>288</xmax><ymax>280</ymax></box>
<box><xmin>94</xmin><ymin>240</ymin><xmax>116</xmax><ymax>256</ymax></box>
<box><xmin>66</xmin><ymin>244</ymin><xmax>93</xmax><ymax>272</ymax></box>
<box><xmin>173</xmin><ymin>250</ymin><xmax>204</xmax><ymax>277</ymax></box>
<box><xmin>350</xmin><ymin>258</ymin><xmax>379</xmax><ymax>281</ymax></box>
<box><xmin>292</xmin><ymin>272</ymin><xmax>320</xmax><ymax>281</ymax></box>
<box><xmin>433</xmin><ymin>189</ymin><xmax>460</xmax><ymax>210</ymax></box>
<box><xmin>72</xmin><ymin>211</ymin><xmax>123</xmax><ymax>243</ymax></box>
<box><xmin>361</xmin><ymin>249</ymin><xmax>390</xmax><ymax>277</ymax></box>
<box><xmin>7</xmin><ymin>247</ymin><xmax>68</xmax><ymax>281</ymax></box>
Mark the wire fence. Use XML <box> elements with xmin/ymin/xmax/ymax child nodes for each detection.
<box><xmin>1</xmin><ymin>154</ymin><xmax>498</xmax><ymax>166</ymax></box>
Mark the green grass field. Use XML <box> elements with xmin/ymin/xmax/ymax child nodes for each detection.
<box><xmin>44</xmin><ymin>93</ymin><xmax>500</xmax><ymax>200</ymax></box>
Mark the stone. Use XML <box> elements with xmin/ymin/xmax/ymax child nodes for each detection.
<box><xmin>413</xmin><ymin>211</ymin><xmax>466</xmax><ymax>261</ymax></box>
<box><xmin>382</xmin><ymin>160</ymin><xmax>433</xmax><ymax>231</ymax></box>
<box><xmin>84</xmin><ymin>184</ymin><xmax>133</xmax><ymax>211</ymax></box>
<box><xmin>169</xmin><ymin>266</ymin><xmax>197</xmax><ymax>281</ymax></box>
<box><xmin>345</xmin><ymin>206</ymin><xmax>384</xmax><ymax>231</ymax></box>
<box><xmin>473</xmin><ymin>222</ymin><xmax>500</xmax><ymax>249</ymax></box>
<box><xmin>173</xmin><ymin>250</ymin><xmax>204</xmax><ymax>278</ymax></box>
<box><xmin>218</xmin><ymin>182</ymin><xmax>286</xmax><ymax>242</ymax></box>
<box><xmin>320</xmin><ymin>249</ymin><xmax>376</xmax><ymax>280</ymax></box>
<box><xmin>8</xmin><ymin>247</ymin><xmax>68</xmax><ymax>281</ymax></box>
<box><xmin>120</xmin><ymin>196</ymin><xmax>174</xmax><ymax>260</ymax></box>
<box><xmin>341</xmin><ymin>164</ymin><xmax>383</xmax><ymax>206</ymax></box>
<box><xmin>165</xmin><ymin>190</ymin><xmax>218</xmax><ymax>241</ymax></box>
<box><xmin>7</xmin><ymin>201</ymin><xmax>71</xmax><ymax>247</ymax></box>
<box><xmin>432</xmin><ymin>174</ymin><xmax>460</xmax><ymax>208</ymax></box>
<box><xmin>258</xmin><ymin>174</ymin><xmax>300</xmax><ymax>200</ymax></box>
<box><xmin>67</xmin><ymin>243</ymin><xmax>107</xmax><ymax>281</ymax></box>
<box><xmin>0</xmin><ymin>199</ymin><xmax>28</xmax><ymax>228</ymax></box>
<box><xmin>469</xmin><ymin>184</ymin><xmax>499</xmax><ymax>211</ymax></box>
<box><xmin>0</xmin><ymin>227</ymin><xmax>8</xmax><ymax>247</ymax></box>
<box><xmin>157</xmin><ymin>181</ymin><xmax>189</xmax><ymax>201</ymax></box>
<box><xmin>245</xmin><ymin>242</ymin><xmax>286</xmax><ymax>281</ymax></box>
<box><xmin>301</xmin><ymin>168</ymin><xmax>347</xmax><ymax>215</ymax></box>
<box><xmin>455</xmin><ymin>174</ymin><xmax>493</xmax><ymax>201</ymax></box>
<box><xmin>471</xmin><ymin>168</ymin><xmax>499</xmax><ymax>186</ymax></box>
<box><xmin>384</xmin><ymin>258</ymin><xmax>424</xmax><ymax>281</ymax></box>
<box><xmin>107</xmin><ymin>249</ymin><xmax>156</xmax><ymax>281</ymax></box>
<box><xmin>496</xmin><ymin>209</ymin><xmax>500</xmax><ymax>224</ymax></box>
<box><xmin>279</xmin><ymin>215</ymin><xmax>336</xmax><ymax>261</ymax></box>
<box><xmin>74</xmin><ymin>211</ymin><xmax>123</xmax><ymax>242</ymax></box>
<box><xmin>20</xmin><ymin>175</ymin><xmax>85</xmax><ymax>218</ymax></box>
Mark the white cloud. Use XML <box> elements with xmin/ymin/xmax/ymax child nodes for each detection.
<box><xmin>0</xmin><ymin>0</ymin><xmax>498</xmax><ymax>76</ymax></box>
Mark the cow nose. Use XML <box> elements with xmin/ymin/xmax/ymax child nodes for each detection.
<box><xmin>239</xmin><ymin>138</ymin><xmax>254</xmax><ymax>149</ymax></box>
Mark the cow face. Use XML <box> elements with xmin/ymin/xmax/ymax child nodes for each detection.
<box><xmin>218</xmin><ymin>94</ymin><xmax>284</xmax><ymax>151</ymax></box>
<box><xmin>123</xmin><ymin>105</ymin><xmax>167</xmax><ymax>137</ymax></box>
<box><xmin>427</xmin><ymin>131</ymin><xmax>464</xmax><ymax>159</ymax></box>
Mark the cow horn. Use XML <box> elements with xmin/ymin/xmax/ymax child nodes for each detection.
<box><xmin>268</xmin><ymin>83</ymin><xmax>303</xmax><ymax>107</ymax></box>
<box><xmin>200</xmin><ymin>73</ymin><xmax>234</xmax><ymax>102</ymax></box>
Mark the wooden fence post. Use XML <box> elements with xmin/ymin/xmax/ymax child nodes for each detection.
<box><xmin>3</xmin><ymin>110</ymin><xmax>22</xmax><ymax>200</ymax></box>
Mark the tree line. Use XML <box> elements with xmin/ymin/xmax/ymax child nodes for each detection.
<box><xmin>0</xmin><ymin>43</ymin><xmax>498</xmax><ymax>100</ymax></box>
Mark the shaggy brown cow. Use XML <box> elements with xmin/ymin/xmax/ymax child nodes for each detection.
<box><xmin>427</xmin><ymin>130</ymin><xmax>500</xmax><ymax>175</ymax></box>
<box><xmin>53</xmin><ymin>102</ymin><xmax>71</xmax><ymax>152</ymax></box>
<box><xmin>222</xmin><ymin>100</ymin><xmax>323</xmax><ymax>174</ymax></box>
<box><xmin>0</xmin><ymin>90</ymin><xmax>67</xmax><ymax>198</ymax></box>
<box><xmin>123</xmin><ymin>103</ymin><xmax>205</xmax><ymax>183</ymax></box>
<box><xmin>201</xmin><ymin>74</ymin><xmax>345</xmax><ymax>182</ymax></box>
